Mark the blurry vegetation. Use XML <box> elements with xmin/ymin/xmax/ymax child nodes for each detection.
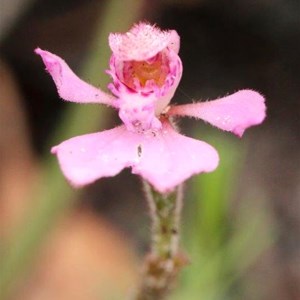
<box><xmin>0</xmin><ymin>0</ymin><xmax>144</xmax><ymax>299</ymax></box>
<box><xmin>173</xmin><ymin>130</ymin><xmax>274</xmax><ymax>300</ymax></box>
<box><xmin>1</xmin><ymin>0</ymin><xmax>299</xmax><ymax>299</ymax></box>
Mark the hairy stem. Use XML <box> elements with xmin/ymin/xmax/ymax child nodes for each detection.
<box><xmin>133</xmin><ymin>182</ymin><xmax>187</xmax><ymax>300</ymax></box>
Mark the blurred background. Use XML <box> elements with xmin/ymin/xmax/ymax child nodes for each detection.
<box><xmin>0</xmin><ymin>0</ymin><xmax>299</xmax><ymax>299</ymax></box>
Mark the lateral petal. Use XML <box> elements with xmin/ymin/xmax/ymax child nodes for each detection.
<box><xmin>169</xmin><ymin>90</ymin><xmax>266</xmax><ymax>137</ymax></box>
<box><xmin>35</xmin><ymin>48</ymin><xmax>116</xmax><ymax>106</ymax></box>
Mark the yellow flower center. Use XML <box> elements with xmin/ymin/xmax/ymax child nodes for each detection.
<box><xmin>132</xmin><ymin>60</ymin><xmax>165</xmax><ymax>87</ymax></box>
<box><xmin>123</xmin><ymin>53</ymin><xmax>169</xmax><ymax>90</ymax></box>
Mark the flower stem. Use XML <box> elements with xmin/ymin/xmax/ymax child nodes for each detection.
<box><xmin>133</xmin><ymin>182</ymin><xmax>187</xmax><ymax>300</ymax></box>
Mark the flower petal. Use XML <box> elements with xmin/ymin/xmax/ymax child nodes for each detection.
<box><xmin>35</xmin><ymin>48</ymin><xmax>116</xmax><ymax>106</ymax></box>
<box><xmin>132</xmin><ymin>121</ymin><xmax>219</xmax><ymax>193</ymax></box>
<box><xmin>169</xmin><ymin>90</ymin><xmax>266</xmax><ymax>137</ymax></box>
<box><xmin>109</xmin><ymin>22</ymin><xmax>179</xmax><ymax>61</ymax></box>
<box><xmin>51</xmin><ymin>126</ymin><xmax>138</xmax><ymax>187</ymax></box>
<box><xmin>169</xmin><ymin>30</ymin><xmax>180</xmax><ymax>54</ymax></box>
<box><xmin>52</xmin><ymin>121</ymin><xmax>218</xmax><ymax>193</ymax></box>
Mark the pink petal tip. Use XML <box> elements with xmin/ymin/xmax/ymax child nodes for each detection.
<box><xmin>169</xmin><ymin>89</ymin><xmax>266</xmax><ymax>137</ymax></box>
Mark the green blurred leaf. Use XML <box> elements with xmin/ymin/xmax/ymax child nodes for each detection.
<box><xmin>173</xmin><ymin>129</ymin><xmax>274</xmax><ymax>300</ymax></box>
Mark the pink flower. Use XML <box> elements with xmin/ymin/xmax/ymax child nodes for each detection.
<box><xmin>35</xmin><ymin>23</ymin><xmax>266</xmax><ymax>193</ymax></box>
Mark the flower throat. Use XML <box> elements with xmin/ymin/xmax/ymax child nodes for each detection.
<box><xmin>123</xmin><ymin>52</ymin><xmax>169</xmax><ymax>90</ymax></box>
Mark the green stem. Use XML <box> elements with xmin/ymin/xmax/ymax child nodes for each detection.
<box><xmin>133</xmin><ymin>183</ymin><xmax>187</xmax><ymax>300</ymax></box>
<box><xmin>148</xmin><ymin>183</ymin><xmax>182</xmax><ymax>259</ymax></box>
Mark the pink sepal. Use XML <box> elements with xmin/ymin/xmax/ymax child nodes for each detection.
<box><xmin>108</xmin><ymin>23</ymin><xmax>180</xmax><ymax>61</ymax></box>
<box><xmin>169</xmin><ymin>90</ymin><xmax>266</xmax><ymax>137</ymax></box>
<box><xmin>35</xmin><ymin>48</ymin><xmax>116</xmax><ymax>106</ymax></box>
